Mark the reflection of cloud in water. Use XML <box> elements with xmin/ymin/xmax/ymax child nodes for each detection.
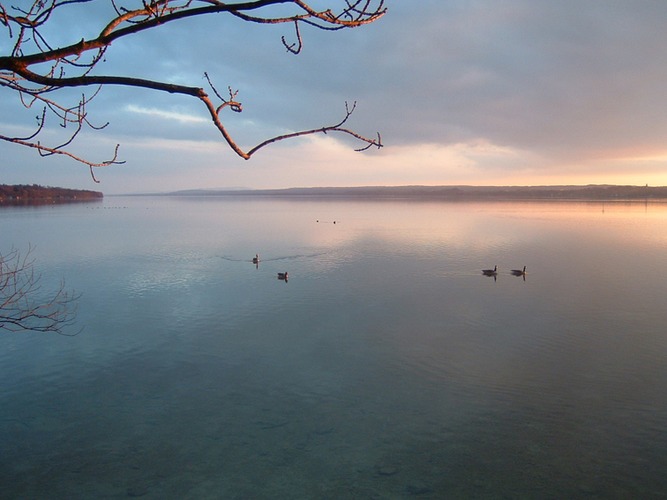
<box><xmin>126</xmin><ymin>269</ymin><xmax>204</xmax><ymax>296</ymax></box>
<box><xmin>125</xmin><ymin>254</ymin><xmax>211</xmax><ymax>297</ymax></box>
<box><xmin>315</xmin><ymin>200</ymin><xmax>667</xmax><ymax>258</ymax></box>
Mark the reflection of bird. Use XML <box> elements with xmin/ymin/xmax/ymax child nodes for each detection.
<box><xmin>482</xmin><ymin>265</ymin><xmax>498</xmax><ymax>276</ymax></box>
<box><xmin>511</xmin><ymin>266</ymin><xmax>527</xmax><ymax>276</ymax></box>
<box><xmin>278</xmin><ymin>272</ymin><xmax>289</xmax><ymax>281</ymax></box>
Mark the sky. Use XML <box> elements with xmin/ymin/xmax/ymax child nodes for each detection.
<box><xmin>3</xmin><ymin>1</ymin><xmax>667</xmax><ymax>194</ymax></box>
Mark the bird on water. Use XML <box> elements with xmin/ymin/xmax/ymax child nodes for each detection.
<box><xmin>482</xmin><ymin>265</ymin><xmax>498</xmax><ymax>276</ymax></box>
<box><xmin>511</xmin><ymin>266</ymin><xmax>527</xmax><ymax>276</ymax></box>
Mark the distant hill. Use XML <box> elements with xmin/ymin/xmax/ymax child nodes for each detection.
<box><xmin>165</xmin><ymin>184</ymin><xmax>667</xmax><ymax>201</ymax></box>
<box><xmin>0</xmin><ymin>184</ymin><xmax>103</xmax><ymax>206</ymax></box>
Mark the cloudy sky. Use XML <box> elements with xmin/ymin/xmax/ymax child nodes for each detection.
<box><xmin>3</xmin><ymin>1</ymin><xmax>667</xmax><ymax>194</ymax></box>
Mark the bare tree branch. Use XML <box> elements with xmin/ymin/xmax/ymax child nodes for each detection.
<box><xmin>0</xmin><ymin>1</ymin><xmax>386</xmax><ymax>179</ymax></box>
<box><xmin>246</xmin><ymin>101</ymin><xmax>382</xmax><ymax>156</ymax></box>
<box><xmin>0</xmin><ymin>246</ymin><xmax>80</xmax><ymax>335</ymax></box>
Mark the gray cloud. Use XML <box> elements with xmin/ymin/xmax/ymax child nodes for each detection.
<box><xmin>361</xmin><ymin>2</ymin><xmax>667</xmax><ymax>156</ymax></box>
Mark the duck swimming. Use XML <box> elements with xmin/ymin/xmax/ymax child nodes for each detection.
<box><xmin>252</xmin><ymin>254</ymin><xmax>259</xmax><ymax>264</ymax></box>
<box><xmin>277</xmin><ymin>272</ymin><xmax>289</xmax><ymax>281</ymax></box>
<box><xmin>482</xmin><ymin>265</ymin><xmax>498</xmax><ymax>276</ymax></box>
<box><xmin>511</xmin><ymin>266</ymin><xmax>526</xmax><ymax>276</ymax></box>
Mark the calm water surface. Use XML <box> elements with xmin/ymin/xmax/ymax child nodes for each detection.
<box><xmin>1</xmin><ymin>196</ymin><xmax>667</xmax><ymax>498</ymax></box>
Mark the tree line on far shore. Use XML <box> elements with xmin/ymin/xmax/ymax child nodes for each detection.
<box><xmin>0</xmin><ymin>184</ymin><xmax>103</xmax><ymax>205</ymax></box>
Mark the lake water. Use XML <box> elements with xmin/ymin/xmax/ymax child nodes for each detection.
<box><xmin>1</xmin><ymin>196</ymin><xmax>667</xmax><ymax>499</ymax></box>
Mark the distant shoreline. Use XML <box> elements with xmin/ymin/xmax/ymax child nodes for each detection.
<box><xmin>153</xmin><ymin>184</ymin><xmax>667</xmax><ymax>201</ymax></box>
<box><xmin>0</xmin><ymin>184</ymin><xmax>103</xmax><ymax>206</ymax></box>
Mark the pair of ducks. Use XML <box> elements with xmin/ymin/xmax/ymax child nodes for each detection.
<box><xmin>482</xmin><ymin>265</ymin><xmax>526</xmax><ymax>277</ymax></box>
<box><xmin>253</xmin><ymin>255</ymin><xmax>288</xmax><ymax>282</ymax></box>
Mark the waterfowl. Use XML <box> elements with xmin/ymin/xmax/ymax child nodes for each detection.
<box><xmin>482</xmin><ymin>265</ymin><xmax>498</xmax><ymax>276</ymax></box>
<box><xmin>252</xmin><ymin>254</ymin><xmax>259</xmax><ymax>264</ymax></box>
<box><xmin>277</xmin><ymin>272</ymin><xmax>289</xmax><ymax>281</ymax></box>
<box><xmin>511</xmin><ymin>266</ymin><xmax>527</xmax><ymax>276</ymax></box>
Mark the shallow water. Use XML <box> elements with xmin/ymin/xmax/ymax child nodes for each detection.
<box><xmin>2</xmin><ymin>197</ymin><xmax>667</xmax><ymax>498</ymax></box>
